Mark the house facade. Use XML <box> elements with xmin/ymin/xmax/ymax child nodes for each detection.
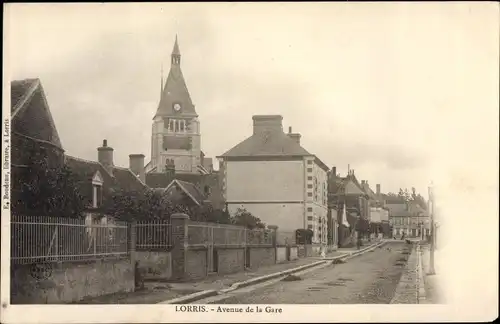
<box><xmin>218</xmin><ymin>115</ymin><xmax>329</xmax><ymax>245</ymax></box>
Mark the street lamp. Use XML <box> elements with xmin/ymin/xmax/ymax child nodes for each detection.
<box><xmin>428</xmin><ymin>184</ymin><xmax>436</xmax><ymax>275</ymax></box>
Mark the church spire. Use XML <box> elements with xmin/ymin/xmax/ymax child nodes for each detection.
<box><xmin>171</xmin><ymin>34</ymin><xmax>181</xmax><ymax>65</ymax></box>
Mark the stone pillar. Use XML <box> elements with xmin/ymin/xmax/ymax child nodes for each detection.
<box><xmin>170</xmin><ymin>213</ymin><xmax>189</xmax><ymax>281</ymax></box>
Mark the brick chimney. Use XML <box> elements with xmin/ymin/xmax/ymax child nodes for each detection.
<box><xmin>98</xmin><ymin>139</ymin><xmax>114</xmax><ymax>175</ymax></box>
<box><xmin>252</xmin><ymin>115</ymin><xmax>283</xmax><ymax>135</ymax></box>
<box><xmin>376</xmin><ymin>184</ymin><xmax>381</xmax><ymax>195</ymax></box>
<box><xmin>129</xmin><ymin>154</ymin><xmax>145</xmax><ymax>183</ymax></box>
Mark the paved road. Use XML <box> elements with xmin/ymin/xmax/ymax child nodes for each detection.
<box><xmin>214</xmin><ymin>242</ymin><xmax>408</xmax><ymax>304</ymax></box>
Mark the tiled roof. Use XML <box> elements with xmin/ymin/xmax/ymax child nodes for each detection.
<box><xmin>65</xmin><ymin>156</ymin><xmax>115</xmax><ymax>204</ymax></box>
<box><xmin>11</xmin><ymin>79</ymin><xmax>38</xmax><ymax>114</ymax></box>
<box><xmin>176</xmin><ymin>180</ymin><xmax>206</xmax><ymax>206</ymax></box>
<box><xmin>219</xmin><ymin>131</ymin><xmax>312</xmax><ymax>158</ymax></box>
<box><xmin>145</xmin><ymin>172</ymin><xmax>206</xmax><ymax>189</ymax></box>
<box><xmin>11</xmin><ymin>78</ymin><xmax>63</xmax><ymax>149</ymax></box>
<box><xmin>66</xmin><ymin>156</ymin><xmax>147</xmax><ymax>202</ymax></box>
<box><xmin>361</xmin><ymin>183</ymin><xmax>377</xmax><ymax>200</ymax></box>
<box><xmin>113</xmin><ymin>166</ymin><xmax>148</xmax><ymax>192</ymax></box>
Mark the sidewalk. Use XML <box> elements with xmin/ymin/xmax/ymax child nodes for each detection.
<box><xmin>421</xmin><ymin>245</ymin><xmax>444</xmax><ymax>304</ymax></box>
<box><xmin>168</xmin><ymin>256</ymin><xmax>323</xmax><ymax>291</ymax></box>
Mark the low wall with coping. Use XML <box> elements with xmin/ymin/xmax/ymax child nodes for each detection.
<box><xmin>11</xmin><ymin>258</ymin><xmax>134</xmax><ymax>304</ymax></box>
<box><xmin>135</xmin><ymin>251</ymin><xmax>172</xmax><ymax>280</ymax></box>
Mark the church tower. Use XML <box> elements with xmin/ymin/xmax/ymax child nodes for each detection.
<box><xmin>146</xmin><ymin>36</ymin><xmax>202</xmax><ymax>174</ymax></box>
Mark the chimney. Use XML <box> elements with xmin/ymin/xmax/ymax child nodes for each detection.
<box><xmin>129</xmin><ymin>154</ymin><xmax>145</xmax><ymax>183</ymax></box>
<box><xmin>376</xmin><ymin>184</ymin><xmax>381</xmax><ymax>195</ymax></box>
<box><xmin>331</xmin><ymin>166</ymin><xmax>337</xmax><ymax>177</ymax></box>
<box><xmin>98</xmin><ymin>139</ymin><xmax>114</xmax><ymax>175</ymax></box>
<box><xmin>288</xmin><ymin>133</ymin><xmax>301</xmax><ymax>145</ymax></box>
<box><xmin>252</xmin><ymin>115</ymin><xmax>283</xmax><ymax>135</ymax></box>
<box><xmin>288</xmin><ymin>126</ymin><xmax>292</xmax><ymax>134</ymax></box>
<box><xmin>361</xmin><ymin>180</ymin><xmax>366</xmax><ymax>186</ymax></box>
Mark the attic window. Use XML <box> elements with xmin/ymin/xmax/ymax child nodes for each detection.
<box><xmin>204</xmin><ymin>185</ymin><xmax>211</xmax><ymax>196</ymax></box>
<box><xmin>92</xmin><ymin>171</ymin><xmax>104</xmax><ymax>208</ymax></box>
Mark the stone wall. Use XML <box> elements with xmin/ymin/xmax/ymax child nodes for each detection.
<box><xmin>185</xmin><ymin>248</ymin><xmax>207</xmax><ymax>281</ymax></box>
<box><xmin>11</xmin><ymin>258</ymin><xmax>134</xmax><ymax>304</ymax></box>
<box><xmin>276</xmin><ymin>247</ymin><xmax>287</xmax><ymax>263</ymax></box>
<box><xmin>135</xmin><ymin>251</ymin><xmax>172</xmax><ymax>280</ymax></box>
<box><xmin>217</xmin><ymin>248</ymin><xmax>245</xmax><ymax>274</ymax></box>
<box><xmin>248</xmin><ymin>246</ymin><xmax>276</xmax><ymax>269</ymax></box>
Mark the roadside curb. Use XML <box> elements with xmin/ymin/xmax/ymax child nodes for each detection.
<box><xmin>158</xmin><ymin>240</ymin><xmax>388</xmax><ymax>304</ymax></box>
<box><xmin>157</xmin><ymin>290</ymin><xmax>219</xmax><ymax>304</ymax></box>
<box><xmin>343</xmin><ymin>240</ymin><xmax>387</xmax><ymax>259</ymax></box>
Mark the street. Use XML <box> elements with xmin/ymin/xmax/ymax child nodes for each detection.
<box><xmin>210</xmin><ymin>242</ymin><xmax>408</xmax><ymax>304</ymax></box>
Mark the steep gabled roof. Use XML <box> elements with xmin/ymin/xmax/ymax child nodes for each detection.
<box><xmin>361</xmin><ymin>182</ymin><xmax>377</xmax><ymax>200</ymax></box>
<box><xmin>343</xmin><ymin>179</ymin><xmax>366</xmax><ymax>195</ymax></box>
<box><xmin>164</xmin><ymin>179</ymin><xmax>206</xmax><ymax>206</ymax></box>
<box><xmin>11</xmin><ymin>78</ymin><xmax>63</xmax><ymax>150</ymax></box>
<box><xmin>66</xmin><ymin>156</ymin><xmax>147</xmax><ymax>203</ymax></box>
<box><xmin>155</xmin><ymin>37</ymin><xmax>197</xmax><ymax>117</ymax></box>
<box><xmin>219</xmin><ymin>131</ymin><xmax>312</xmax><ymax>158</ymax></box>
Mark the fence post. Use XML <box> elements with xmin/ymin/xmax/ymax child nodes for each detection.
<box><xmin>268</xmin><ymin>225</ymin><xmax>278</xmax><ymax>264</ymax></box>
<box><xmin>170</xmin><ymin>213</ymin><xmax>189</xmax><ymax>281</ymax></box>
<box><xmin>130</xmin><ymin>221</ymin><xmax>137</xmax><ymax>266</ymax></box>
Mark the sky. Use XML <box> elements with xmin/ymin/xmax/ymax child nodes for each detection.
<box><xmin>5</xmin><ymin>2</ymin><xmax>499</xmax><ymax>198</ymax></box>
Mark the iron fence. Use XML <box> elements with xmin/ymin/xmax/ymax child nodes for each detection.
<box><xmin>276</xmin><ymin>231</ymin><xmax>296</xmax><ymax>246</ymax></box>
<box><xmin>246</xmin><ymin>228</ymin><xmax>275</xmax><ymax>246</ymax></box>
<box><xmin>135</xmin><ymin>220</ymin><xmax>172</xmax><ymax>251</ymax></box>
<box><xmin>11</xmin><ymin>215</ymin><xmax>128</xmax><ymax>264</ymax></box>
<box><xmin>187</xmin><ymin>222</ymin><xmax>246</xmax><ymax>247</ymax></box>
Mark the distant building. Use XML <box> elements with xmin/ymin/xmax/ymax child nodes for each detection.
<box><xmin>327</xmin><ymin>168</ymin><xmax>370</xmax><ymax>245</ymax></box>
<box><xmin>218</xmin><ymin>115</ymin><xmax>329</xmax><ymax>244</ymax></box>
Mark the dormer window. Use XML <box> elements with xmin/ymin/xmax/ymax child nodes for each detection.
<box><xmin>92</xmin><ymin>171</ymin><xmax>104</xmax><ymax>208</ymax></box>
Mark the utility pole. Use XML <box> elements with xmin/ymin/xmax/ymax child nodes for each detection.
<box><xmin>428</xmin><ymin>184</ymin><xmax>436</xmax><ymax>275</ymax></box>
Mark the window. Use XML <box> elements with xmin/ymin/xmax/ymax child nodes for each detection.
<box><xmin>307</xmin><ymin>184</ymin><xmax>313</xmax><ymax>189</ymax></box>
<box><xmin>307</xmin><ymin>192</ymin><xmax>313</xmax><ymax>197</ymax></box>
<box><xmin>93</xmin><ymin>184</ymin><xmax>102</xmax><ymax>208</ymax></box>
<box><xmin>307</xmin><ymin>207</ymin><xmax>313</xmax><ymax>212</ymax></box>
<box><xmin>169</xmin><ymin>120</ymin><xmax>175</xmax><ymax>132</ymax></box>
<box><xmin>307</xmin><ymin>160</ymin><xmax>313</xmax><ymax>165</ymax></box>
<box><xmin>307</xmin><ymin>225</ymin><xmax>313</xmax><ymax>229</ymax></box>
<box><xmin>92</xmin><ymin>171</ymin><xmax>104</xmax><ymax>208</ymax></box>
<box><xmin>307</xmin><ymin>216</ymin><xmax>313</xmax><ymax>221</ymax></box>
<box><xmin>307</xmin><ymin>168</ymin><xmax>313</xmax><ymax>172</ymax></box>
<box><xmin>307</xmin><ymin>176</ymin><xmax>313</xmax><ymax>181</ymax></box>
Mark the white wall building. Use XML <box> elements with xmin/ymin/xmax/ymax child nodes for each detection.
<box><xmin>217</xmin><ymin>115</ymin><xmax>330</xmax><ymax>245</ymax></box>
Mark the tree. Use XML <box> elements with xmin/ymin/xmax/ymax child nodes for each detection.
<box><xmin>11</xmin><ymin>156</ymin><xmax>86</xmax><ymax>218</ymax></box>
<box><xmin>231</xmin><ymin>208</ymin><xmax>266</xmax><ymax>229</ymax></box>
<box><xmin>103</xmin><ymin>188</ymin><xmax>189</xmax><ymax>222</ymax></box>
